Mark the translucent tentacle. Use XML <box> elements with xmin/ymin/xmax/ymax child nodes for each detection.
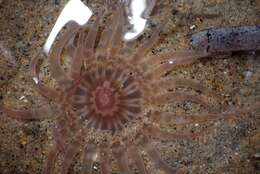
<box><xmin>153</xmin><ymin>92</ymin><xmax>213</xmax><ymax>111</ymax></box>
<box><xmin>128</xmin><ymin>145</ymin><xmax>148</xmax><ymax>174</ymax></box>
<box><xmin>142</xmin><ymin>0</ymin><xmax>156</xmax><ymax>18</ymax></box>
<box><xmin>139</xmin><ymin>135</ymin><xmax>181</xmax><ymax>174</ymax></box>
<box><xmin>153</xmin><ymin>78</ymin><xmax>221</xmax><ymax>109</ymax></box>
<box><xmin>141</xmin><ymin>50</ymin><xmax>207</xmax><ymax>66</ymax></box>
<box><xmin>61</xmin><ymin>137</ymin><xmax>81</xmax><ymax>174</ymax></box>
<box><xmin>80</xmin><ymin>141</ymin><xmax>98</xmax><ymax>174</ymax></box>
<box><xmin>43</xmin><ymin>146</ymin><xmax>59</xmax><ymax>174</ymax></box>
<box><xmin>113</xmin><ymin>144</ymin><xmax>131</xmax><ymax>174</ymax></box>
<box><xmin>100</xmin><ymin>145</ymin><xmax>111</xmax><ymax>174</ymax></box>
<box><xmin>83</xmin><ymin>9</ymin><xmax>103</xmax><ymax>58</ymax></box>
<box><xmin>70</xmin><ymin>29</ymin><xmax>86</xmax><ymax>78</ymax></box>
<box><xmin>70</xmin><ymin>10</ymin><xmax>103</xmax><ymax>78</ymax></box>
<box><xmin>30</xmin><ymin>51</ymin><xmax>62</xmax><ymax>102</ymax></box>
<box><xmin>120</xmin><ymin>41</ymin><xmax>135</xmax><ymax>58</ymax></box>
<box><xmin>2</xmin><ymin>105</ymin><xmax>53</xmax><ymax>121</ymax></box>
<box><xmin>96</xmin><ymin>6</ymin><xmax>121</xmax><ymax>59</ymax></box>
<box><xmin>109</xmin><ymin>6</ymin><xmax>125</xmax><ymax>58</ymax></box>
<box><xmin>49</xmin><ymin>22</ymin><xmax>80</xmax><ymax>86</ymax></box>
<box><xmin>144</xmin><ymin>124</ymin><xmax>198</xmax><ymax>140</ymax></box>
<box><xmin>53</xmin><ymin>119</ymin><xmax>70</xmax><ymax>151</ymax></box>
<box><xmin>154</xmin><ymin>77</ymin><xmax>217</xmax><ymax>97</ymax></box>
<box><xmin>130</xmin><ymin>24</ymin><xmax>163</xmax><ymax>64</ymax></box>
<box><xmin>64</xmin><ymin>34</ymin><xmax>77</xmax><ymax>58</ymax></box>
<box><xmin>35</xmin><ymin>84</ymin><xmax>61</xmax><ymax>102</ymax></box>
<box><xmin>145</xmin><ymin>51</ymin><xmax>208</xmax><ymax>79</ymax></box>
<box><xmin>151</xmin><ymin>111</ymin><xmax>237</xmax><ymax>125</ymax></box>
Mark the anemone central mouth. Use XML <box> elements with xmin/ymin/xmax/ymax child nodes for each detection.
<box><xmin>91</xmin><ymin>81</ymin><xmax>119</xmax><ymax>117</ymax></box>
<box><xmin>72</xmin><ymin>66</ymin><xmax>143</xmax><ymax>131</ymax></box>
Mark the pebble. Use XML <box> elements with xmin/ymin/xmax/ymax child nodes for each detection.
<box><xmin>244</xmin><ymin>71</ymin><xmax>253</xmax><ymax>82</ymax></box>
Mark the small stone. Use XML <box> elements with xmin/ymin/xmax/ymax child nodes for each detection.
<box><xmin>244</xmin><ymin>71</ymin><xmax>253</xmax><ymax>82</ymax></box>
<box><xmin>253</xmin><ymin>152</ymin><xmax>260</xmax><ymax>158</ymax></box>
<box><xmin>190</xmin><ymin>25</ymin><xmax>197</xmax><ymax>30</ymax></box>
<box><xmin>19</xmin><ymin>96</ymin><xmax>25</xmax><ymax>100</ymax></box>
<box><xmin>20</xmin><ymin>136</ymin><xmax>28</xmax><ymax>146</ymax></box>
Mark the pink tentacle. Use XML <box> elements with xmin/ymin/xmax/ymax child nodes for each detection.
<box><xmin>69</xmin><ymin>29</ymin><xmax>86</xmax><ymax>78</ymax></box>
<box><xmin>61</xmin><ymin>139</ymin><xmax>81</xmax><ymax>174</ymax></box>
<box><xmin>83</xmin><ymin>9</ymin><xmax>103</xmax><ymax>59</ymax></box>
<box><xmin>100</xmin><ymin>145</ymin><xmax>111</xmax><ymax>174</ymax></box>
<box><xmin>130</xmin><ymin>23</ymin><xmax>163</xmax><ymax>64</ymax></box>
<box><xmin>139</xmin><ymin>134</ymin><xmax>183</xmax><ymax>174</ymax></box>
<box><xmin>96</xmin><ymin>7</ymin><xmax>121</xmax><ymax>59</ymax></box>
<box><xmin>142</xmin><ymin>50</ymin><xmax>207</xmax><ymax>66</ymax></box>
<box><xmin>108</xmin><ymin>5</ymin><xmax>125</xmax><ymax>58</ymax></box>
<box><xmin>80</xmin><ymin>141</ymin><xmax>98</xmax><ymax>174</ymax></box>
<box><xmin>128</xmin><ymin>145</ymin><xmax>148</xmax><ymax>174</ymax></box>
<box><xmin>151</xmin><ymin>111</ymin><xmax>237</xmax><ymax>125</ymax></box>
<box><xmin>153</xmin><ymin>92</ymin><xmax>213</xmax><ymax>111</ymax></box>
<box><xmin>145</xmin><ymin>51</ymin><xmax>209</xmax><ymax>79</ymax></box>
<box><xmin>2</xmin><ymin>105</ymin><xmax>54</xmax><ymax>121</ymax></box>
<box><xmin>49</xmin><ymin>22</ymin><xmax>80</xmax><ymax>87</ymax></box>
<box><xmin>154</xmin><ymin>77</ymin><xmax>215</xmax><ymax>96</ymax></box>
<box><xmin>144</xmin><ymin>124</ymin><xmax>198</xmax><ymax>140</ymax></box>
<box><xmin>43</xmin><ymin>146</ymin><xmax>59</xmax><ymax>174</ymax></box>
<box><xmin>112</xmin><ymin>143</ymin><xmax>131</xmax><ymax>174</ymax></box>
<box><xmin>53</xmin><ymin>119</ymin><xmax>70</xmax><ymax>152</ymax></box>
<box><xmin>152</xmin><ymin>77</ymin><xmax>221</xmax><ymax>107</ymax></box>
<box><xmin>30</xmin><ymin>51</ymin><xmax>62</xmax><ymax>102</ymax></box>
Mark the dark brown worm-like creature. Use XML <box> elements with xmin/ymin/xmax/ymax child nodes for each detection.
<box><xmin>191</xmin><ymin>25</ymin><xmax>260</xmax><ymax>54</ymax></box>
<box><xmin>1</xmin><ymin>3</ymin><xmax>252</xmax><ymax>174</ymax></box>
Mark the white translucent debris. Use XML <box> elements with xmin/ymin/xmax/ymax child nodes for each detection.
<box><xmin>244</xmin><ymin>71</ymin><xmax>253</xmax><ymax>82</ymax></box>
<box><xmin>124</xmin><ymin>0</ymin><xmax>156</xmax><ymax>41</ymax></box>
<box><xmin>254</xmin><ymin>152</ymin><xmax>260</xmax><ymax>158</ymax></box>
<box><xmin>19</xmin><ymin>96</ymin><xmax>25</xmax><ymax>100</ymax></box>
<box><xmin>93</xmin><ymin>165</ymin><xmax>98</xmax><ymax>170</ymax></box>
<box><xmin>43</xmin><ymin>0</ymin><xmax>92</xmax><ymax>54</ymax></box>
<box><xmin>169</xmin><ymin>60</ymin><xmax>174</xmax><ymax>64</ymax></box>
<box><xmin>190</xmin><ymin>25</ymin><xmax>196</xmax><ymax>30</ymax></box>
<box><xmin>33</xmin><ymin>77</ymin><xmax>39</xmax><ymax>85</ymax></box>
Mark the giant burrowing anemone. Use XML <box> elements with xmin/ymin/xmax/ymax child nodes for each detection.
<box><xmin>1</xmin><ymin>3</ymin><xmax>247</xmax><ymax>174</ymax></box>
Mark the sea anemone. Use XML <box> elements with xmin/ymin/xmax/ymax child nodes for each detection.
<box><xmin>1</xmin><ymin>3</ymin><xmax>249</xmax><ymax>174</ymax></box>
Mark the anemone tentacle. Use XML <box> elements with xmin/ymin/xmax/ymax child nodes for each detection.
<box><xmin>130</xmin><ymin>23</ymin><xmax>163</xmax><ymax>64</ymax></box>
<box><xmin>99</xmin><ymin>145</ymin><xmax>111</xmax><ymax>174</ymax></box>
<box><xmin>144</xmin><ymin>124</ymin><xmax>198</xmax><ymax>140</ymax></box>
<box><xmin>96</xmin><ymin>6</ymin><xmax>122</xmax><ymax>59</ymax></box>
<box><xmin>49</xmin><ymin>22</ymin><xmax>80</xmax><ymax>87</ymax></box>
<box><xmin>139</xmin><ymin>134</ymin><xmax>182</xmax><ymax>174</ymax></box>
<box><xmin>153</xmin><ymin>92</ymin><xmax>213</xmax><ymax>110</ymax></box>
<box><xmin>80</xmin><ymin>141</ymin><xmax>98</xmax><ymax>174</ymax></box>
<box><xmin>43</xmin><ymin>146</ymin><xmax>59</xmax><ymax>174</ymax></box>
<box><xmin>61</xmin><ymin>139</ymin><xmax>81</xmax><ymax>173</ymax></box>
<box><xmin>145</xmin><ymin>51</ymin><xmax>209</xmax><ymax>79</ymax></box>
<box><xmin>151</xmin><ymin>111</ymin><xmax>237</xmax><ymax>125</ymax></box>
<box><xmin>2</xmin><ymin>105</ymin><xmax>54</xmax><ymax>121</ymax></box>
<box><xmin>128</xmin><ymin>145</ymin><xmax>148</xmax><ymax>174</ymax></box>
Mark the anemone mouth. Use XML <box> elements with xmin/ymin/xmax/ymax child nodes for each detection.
<box><xmin>71</xmin><ymin>65</ymin><xmax>143</xmax><ymax>132</ymax></box>
<box><xmin>90</xmin><ymin>80</ymin><xmax>120</xmax><ymax>117</ymax></box>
